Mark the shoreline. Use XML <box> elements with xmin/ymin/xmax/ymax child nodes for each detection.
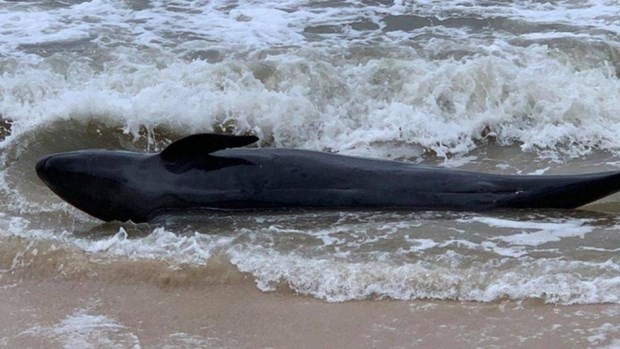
<box><xmin>1</xmin><ymin>276</ymin><xmax>618</xmax><ymax>348</ymax></box>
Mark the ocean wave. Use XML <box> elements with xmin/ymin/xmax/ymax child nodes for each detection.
<box><xmin>1</xmin><ymin>48</ymin><xmax>619</xmax><ymax>161</ymax></box>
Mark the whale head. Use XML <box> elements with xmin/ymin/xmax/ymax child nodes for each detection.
<box><xmin>36</xmin><ymin>150</ymin><xmax>150</xmax><ymax>222</ymax></box>
<box><xmin>35</xmin><ymin>133</ymin><xmax>260</xmax><ymax>223</ymax></box>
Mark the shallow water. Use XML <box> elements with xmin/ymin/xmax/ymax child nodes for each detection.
<box><xmin>0</xmin><ymin>0</ymin><xmax>619</xmax><ymax>346</ymax></box>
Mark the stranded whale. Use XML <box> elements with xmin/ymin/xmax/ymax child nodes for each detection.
<box><xmin>36</xmin><ymin>133</ymin><xmax>620</xmax><ymax>223</ymax></box>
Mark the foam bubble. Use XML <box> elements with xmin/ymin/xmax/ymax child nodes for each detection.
<box><xmin>74</xmin><ymin>227</ymin><xmax>237</xmax><ymax>265</ymax></box>
<box><xmin>21</xmin><ymin>309</ymin><xmax>141</xmax><ymax>349</ymax></box>
<box><xmin>464</xmin><ymin>217</ymin><xmax>594</xmax><ymax>246</ymax></box>
<box><xmin>228</xmin><ymin>245</ymin><xmax>620</xmax><ymax>303</ymax></box>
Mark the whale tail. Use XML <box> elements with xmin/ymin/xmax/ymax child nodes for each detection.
<box><xmin>500</xmin><ymin>171</ymin><xmax>620</xmax><ymax>209</ymax></box>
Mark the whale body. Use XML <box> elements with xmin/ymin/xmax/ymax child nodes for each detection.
<box><xmin>35</xmin><ymin>133</ymin><xmax>620</xmax><ymax>223</ymax></box>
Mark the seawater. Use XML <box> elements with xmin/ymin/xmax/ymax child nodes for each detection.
<box><xmin>0</xmin><ymin>0</ymin><xmax>619</xmax><ymax>306</ymax></box>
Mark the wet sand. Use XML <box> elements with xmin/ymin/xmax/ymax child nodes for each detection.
<box><xmin>1</xmin><ymin>275</ymin><xmax>619</xmax><ymax>348</ymax></box>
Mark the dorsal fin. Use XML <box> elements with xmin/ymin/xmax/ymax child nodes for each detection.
<box><xmin>160</xmin><ymin>133</ymin><xmax>259</xmax><ymax>161</ymax></box>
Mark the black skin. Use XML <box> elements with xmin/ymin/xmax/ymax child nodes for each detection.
<box><xmin>36</xmin><ymin>133</ymin><xmax>620</xmax><ymax>223</ymax></box>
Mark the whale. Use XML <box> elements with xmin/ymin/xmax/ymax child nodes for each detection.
<box><xmin>36</xmin><ymin>133</ymin><xmax>620</xmax><ymax>223</ymax></box>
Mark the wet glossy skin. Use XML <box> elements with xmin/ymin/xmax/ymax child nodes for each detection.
<box><xmin>36</xmin><ymin>134</ymin><xmax>620</xmax><ymax>223</ymax></box>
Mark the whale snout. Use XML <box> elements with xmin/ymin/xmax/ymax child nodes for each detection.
<box><xmin>35</xmin><ymin>153</ymin><xmax>86</xmax><ymax>189</ymax></box>
<box><xmin>35</xmin><ymin>155</ymin><xmax>53</xmax><ymax>185</ymax></box>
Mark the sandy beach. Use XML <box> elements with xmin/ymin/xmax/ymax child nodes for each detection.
<box><xmin>1</xmin><ymin>264</ymin><xmax>618</xmax><ymax>349</ymax></box>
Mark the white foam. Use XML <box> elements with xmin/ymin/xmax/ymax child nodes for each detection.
<box><xmin>163</xmin><ymin>332</ymin><xmax>223</xmax><ymax>349</ymax></box>
<box><xmin>0</xmin><ymin>0</ymin><xmax>618</xmax><ymax>161</ymax></box>
<box><xmin>0</xmin><ymin>216</ymin><xmax>233</xmax><ymax>265</ymax></box>
<box><xmin>75</xmin><ymin>227</ymin><xmax>237</xmax><ymax>265</ymax></box>
<box><xmin>21</xmin><ymin>309</ymin><xmax>141</xmax><ymax>349</ymax></box>
<box><xmin>464</xmin><ymin>217</ymin><xmax>594</xmax><ymax>246</ymax></box>
<box><xmin>400</xmin><ymin>238</ymin><xmax>439</xmax><ymax>253</ymax></box>
<box><xmin>2</xmin><ymin>214</ymin><xmax>619</xmax><ymax>304</ymax></box>
<box><xmin>598</xmin><ymin>339</ymin><xmax>620</xmax><ymax>349</ymax></box>
<box><xmin>587</xmin><ymin>324</ymin><xmax>613</xmax><ymax>345</ymax></box>
<box><xmin>377</xmin><ymin>0</ymin><xmax>620</xmax><ymax>35</ymax></box>
<box><xmin>1</xmin><ymin>0</ymin><xmax>617</xmax><ymax>60</ymax></box>
<box><xmin>1</xmin><ymin>48</ymin><xmax>618</xmax><ymax>162</ymax></box>
<box><xmin>228</xmin><ymin>245</ymin><xmax>620</xmax><ymax>303</ymax></box>
<box><xmin>527</xmin><ymin>167</ymin><xmax>550</xmax><ymax>175</ymax></box>
<box><xmin>0</xmin><ymin>1</ymin><xmax>130</xmax><ymax>57</ymax></box>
